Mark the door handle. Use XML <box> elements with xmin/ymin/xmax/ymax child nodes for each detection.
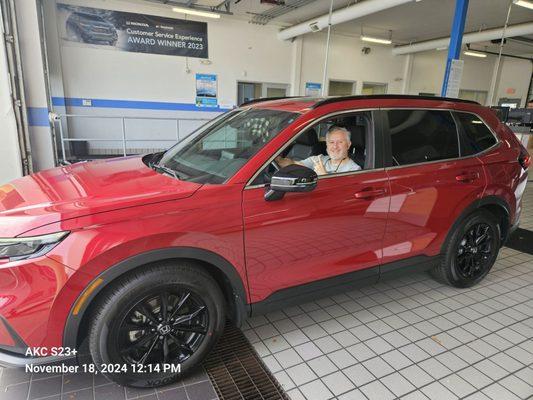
<box><xmin>456</xmin><ymin>171</ymin><xmax>479</xmax><ymax>182</ymax></box>
<box><xmin>354</xmin><ymin>188</ymin><xmax>385</xmax><ymax>199</ymax></box>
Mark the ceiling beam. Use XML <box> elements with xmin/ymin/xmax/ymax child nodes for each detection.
<box><xmin>392</xmin><ymin>22</ymin><xmax>533</xmax><ymax>55</ymax></box>
<box><xmin>277</xmin><ymin>0</ymin><xmax>414</xmax><ymax>41</ymax></box>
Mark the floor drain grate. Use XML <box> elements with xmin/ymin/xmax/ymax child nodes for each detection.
<box><xmin>203</xmin><ymin>323</ymin><xmax>289</xmax><ymax>400</ymax></box>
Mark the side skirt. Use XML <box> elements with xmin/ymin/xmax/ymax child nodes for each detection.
<box><xmin>250</xmin><ymin>255</ymin><xmax>441</xmax><ymax>316</ymax></box>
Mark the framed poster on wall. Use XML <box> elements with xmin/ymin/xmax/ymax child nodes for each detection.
<box><xmin>196</xmin><ymin>74</ymin><xmax>218</xmax><ymax>107</ymax></box>
<box><xmin>305</xmin><ymin>82</ymin><xmax>322</xmax><ymax>97</ymax></box>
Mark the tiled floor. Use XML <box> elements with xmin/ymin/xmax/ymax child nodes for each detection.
<box><xmin>243</xmin><ymin>182</ymin><xmax>533</xmax><ymax>400</ymax></box>
<box><xmin>1</xmin><ymin>183</ymin><xmax>532</xmax><ymax>400</ymax></box>
<box><xmin>0</xmin><ymin>365</ymin><xmax>217</xmax><ymax>400</ymax></box>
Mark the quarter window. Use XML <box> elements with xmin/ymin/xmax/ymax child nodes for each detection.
<box><xmin>455</xmin><ymin>112</ymin><xmax>497</xmax><ymax>156</ymax></box>
<box><xmin>386</xmin><ymin>110</ymin><xmax>459</xmax><ymax>166</ymax></box>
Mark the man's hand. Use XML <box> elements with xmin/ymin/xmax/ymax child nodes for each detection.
<box><xmin>313</xmin><ymin>156</ymin><xmax>327</xmax><ymax>175</ymax></box>
<box><xmin>275</xmin><ymin>156</ymin><xmax>292</xmax><ymax>168</ymax></box>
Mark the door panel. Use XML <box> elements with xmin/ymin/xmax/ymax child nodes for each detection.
<box><xmin>383</xmin><ymin>162</ymin><xmax>486</xmax><ymax>264</ymax></box>
<box><xmin>243</xmin><ymin>171</ymin><xmax>389</xmax><ymax>303</ymax></box>
<box><xmin>381</xmin><ymin>108</ymin><xmax>487</xmax><ymax>264</ymax></box>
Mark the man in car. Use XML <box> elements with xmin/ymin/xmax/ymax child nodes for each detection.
<box><xmin>276</xmin><ymin>126</ymin><xmax>361</xmax><ymax>175</ymax></box>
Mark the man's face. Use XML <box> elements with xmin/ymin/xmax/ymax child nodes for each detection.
<box><xmin>326</xmin><ymin>130</ymin><xmax>351</xmax><ymax>161</ymax></box>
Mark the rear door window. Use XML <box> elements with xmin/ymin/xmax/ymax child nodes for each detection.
<box><xmin>454</xmin><ymin>112</ymin><xmax>497</xmax><ymax>156</ymax></box>
<box><xmin>386</xmin><ymin>109</ymin><xmax>459</xmax><ymax>166</ymax></box>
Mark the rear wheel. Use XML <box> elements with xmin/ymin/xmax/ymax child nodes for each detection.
<box><xmin>433</xmin><ymin>210</ymin><xmax>500</xmax><ymax>288</ymax></box>
<box><xmin>88</xmin><ymin>262</ymin><xmax>225</xmax><ymax>387</ymax></box>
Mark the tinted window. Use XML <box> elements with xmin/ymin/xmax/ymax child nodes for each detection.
<box><xmin>455</xmin><ymin>112</ymin><xmax>497</xmax><ymax>156</ymax></box>
<box><xmin>387</xmin><ymin>110</ymin><xmax>459</xmax><ymax>166</ymax></box>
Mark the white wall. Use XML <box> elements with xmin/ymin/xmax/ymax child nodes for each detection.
<box><xmin>50</xmin><ymin>0</ymin><xmax>293</xmax><ymax>107</ymax></box>
<box><xmin>15</xmin><ymin>0</ymin><xmax>533</xmax><ymax>167</ymax></box>
<box><xmin>0</xmin><ymin>4</ymin><xmax>22</xmax><ymax>185</ymax></box>
<box><xmin>407</xmin><ymin>48</ymin><xmax>531</xmax><ymax>104</ymax></box>
<box><xmin>497</xmin><ymin>57</ymin><xmax>532</xmax><ymax>105</ymax></box>
<box><xmin>300</xmin><ymin>31</ymin><xmax>406</xmax><ymax>95</ymax></box>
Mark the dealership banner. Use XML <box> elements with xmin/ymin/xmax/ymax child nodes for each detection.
<box><xmin>56</xmin><ymin>4</ymin><xmax>208</xmax><ymax>58</ymax></box>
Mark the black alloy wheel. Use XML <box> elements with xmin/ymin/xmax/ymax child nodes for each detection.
<box><xmin>117</xmin><ymin>289</ymin><xmax>208</xmax><ymax>367</ymax></box>
<box><xmin>432</xmin><ymin>210</ymin><xmax>500</xmax><ymax>288</ymax></box>
<box><xmin>455</xmin><ymin>223</ymin><xmax>494</xmax><ymax>280</ymax></box>
<box><xmin>89</xmin><ymin>263</ymin><xmax>225</xmax><ymax>387</ymax></box>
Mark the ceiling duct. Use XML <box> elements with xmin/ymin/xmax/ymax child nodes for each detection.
<box><xmin>277</xmin><ymin>0</ymin><xmax>413</xmax><ymax>40</ymax></box>
<box><xmin>250</xmin><ymin>0</ymin><xmax>320</xmax><ymax>25</ymax></box>
<box><xmin>392</xmin><ymin>22</ymin><xmax>533</xmax><ymax>55</ymax></box>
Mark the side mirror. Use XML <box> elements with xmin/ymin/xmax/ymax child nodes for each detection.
<box><xmin>264</xmin><ymin>164</ymin><xmax>318</xmax><ymax>201</ymax></box>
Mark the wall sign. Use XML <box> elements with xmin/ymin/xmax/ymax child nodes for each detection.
<box><xmin>305</xmin><ymin>82</ymin><xmax>322</xmax><ymax>97</ymax></box>
<box><xmin>444</xmin><ymin>59</ymin><xmax>464</xmax><ymax>98</ymax></box>
<box><xmin>57</xmin><ymin>4</ymin><xmax>208</xmax><ymax>58</ymax></box>
<box><xmin>196</xmin><ymin>74</ymin><xmax>218</xmax><ymax>107</ymax></box>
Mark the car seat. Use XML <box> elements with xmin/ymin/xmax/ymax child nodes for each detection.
<box><xmin>287</xmin><ymin>128</ymin><xmax>320</xmax><ymax>161</ymax></box>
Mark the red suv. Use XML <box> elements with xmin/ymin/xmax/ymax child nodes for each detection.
<box><xmin>0</xmin><ymin>95</ymin><xmax>529</xmax><ymax>387</ymax></box>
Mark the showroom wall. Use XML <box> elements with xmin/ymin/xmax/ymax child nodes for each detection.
<box><xmin>5</xmin><ymin>0</ymin><xmax>530</xmax><ymax>174</ymax></box>
<box><xmin>299</xmin><ymin>30</ymin><xmax>406</xmax><ymax>95</ymax></box>
<box><xmin>42</xmin><ymin>0</ymin><xmax>295</xmax><ymax>157</ymax></box>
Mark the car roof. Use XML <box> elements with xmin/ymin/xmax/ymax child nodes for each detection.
<box><xmin>243</xmin><ymin>95</ymin><xmax>480</xmax><ymax>114</ymax></box>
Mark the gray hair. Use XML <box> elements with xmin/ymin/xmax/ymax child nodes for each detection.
<box><xmin>326</xmin><ymin>126</ymin><xmax>351</xmax><ymax>142</ymax></box>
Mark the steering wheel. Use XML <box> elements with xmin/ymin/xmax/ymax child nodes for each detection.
<box><xmin>262</xmin><ymin>159</ymin><xmax>280</xmax><ymax>183</ymax></box>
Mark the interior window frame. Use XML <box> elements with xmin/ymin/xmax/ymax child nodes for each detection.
<box><xmin>246</xmin><ymin>108</ymin><xmax>384</xmax><ymax>188</ymax></box>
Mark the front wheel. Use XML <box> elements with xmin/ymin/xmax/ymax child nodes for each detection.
<box><xmin>88</xmin><ymin>262</ymin><xmax>225</xmax><ymax>387</ymax></box>
<box><xmin>432</xmin><ymin>210</ymin><xmax>501</xmax><ymax>288</ymax></box>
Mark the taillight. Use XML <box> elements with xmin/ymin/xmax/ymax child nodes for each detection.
<box><xmin>519</xmin><ymin>146</ymin><xmax>531</xmax><ymax>170</ymax></box>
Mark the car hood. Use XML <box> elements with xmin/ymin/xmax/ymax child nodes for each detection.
<box><xmin>0</xmin><ymin>156</ymin><xmax>202</xmax><ymax>237</ymax></box>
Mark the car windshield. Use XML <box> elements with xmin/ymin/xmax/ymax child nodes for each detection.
<box><xmin>158</xmin><ymin>108</ymin><xmax>300</xmax><ymax>184</ymax></box>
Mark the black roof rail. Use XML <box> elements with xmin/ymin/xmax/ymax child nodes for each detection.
<box><xmin>311</xmin><ymin>94</ymin><xmax>479</xmax><ymax>109</ymax></box>
<box><xmin>239</xmin><ymin>96</ymin><xmax>310</xmax><ymax>107</ymax></box>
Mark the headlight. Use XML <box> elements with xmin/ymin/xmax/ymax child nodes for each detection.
<box><xmin>0</xmin><ymin>232</ymin><xmax>69</xmax><ymax>261</ymax></box>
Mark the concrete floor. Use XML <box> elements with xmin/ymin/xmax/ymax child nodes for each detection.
<box><xmin>1</xmin><ymin>183</ymin><xmax>532</xmax><ymax>400</ymax></box>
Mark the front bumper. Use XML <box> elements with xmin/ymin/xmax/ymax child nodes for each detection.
<box><xmin>0</xmin><ymin>256</ymin><xmax>76</xmax><ymax>359</ymax></box>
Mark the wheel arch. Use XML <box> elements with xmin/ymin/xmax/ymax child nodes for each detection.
<box><xmin>63</xmin><ymin>247</ymin><xmax>249</xmax><ymax>351</ymax></box>
<box><xmin>441</xmin><ymin>195</ymin><xmax>511</xmax><ymax>254</ymax></box>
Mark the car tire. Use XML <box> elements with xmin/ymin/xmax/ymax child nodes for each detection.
<box><xmin>432</xmin><ymin>210</ymin><xmax>501</xmax><ymax>288</ymax></box>
<box><xmin>88</xmin><ymin>261</ymin><xmax>225</xmax><ymax>388</ymax></box>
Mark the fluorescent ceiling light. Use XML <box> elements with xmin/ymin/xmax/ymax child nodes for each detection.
<box><xmin>172</xmin><ymin>6</ymin><xmax>221</xmax><ymax>19</ymax></box>
<box><xmin>513</xmin><ymin>0</ymin><xmax>533</xmax><ymax>10</ymax></box>
<box><xmin>464</xmin><ymin>50</ymin><xmax>487</xmax><ymax>58</ymax></box>
<box><xmin>361</xmin><ymin>36</ymin><xmax>392</xmax><ymax>45</ymax></box>
<box><xmin>436</xmin><ymin>46</ymin><xmax>448</xmax><ymax>51</ymax></box>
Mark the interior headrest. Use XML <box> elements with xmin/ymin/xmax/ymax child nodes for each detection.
<box><xmin>296</xmin><ymin>128</ymin><xmax>319</xmax><ymax>146</ymax></box>
<box><xmin>350</xmin><ymin>126</ymin><xmax>365</xmax><ymax>147</ymax></box>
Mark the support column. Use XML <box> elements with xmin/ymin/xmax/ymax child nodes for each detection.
<box><xmin>487</xmin><ymin>56</ymin><xmax>504</xmax><ymax>106</ymax></box>
<box><xmin>441</xmin><ymin>0</ymin><xmax>469</xmax><ymax>97</ymax></box>
<box><xmin>289</xmin><ymin>36</ymin><xmax>303</xmax><ymax>96</ymax></box>
<box><xmin>0</xmin><ymin>2</ymin><xmax>23</xmax><ymax>184</ymax></box>
<box><xmin>401</xmin><ymin>54</ymin><xmax>413</xmax><ymax>94</ymax></box>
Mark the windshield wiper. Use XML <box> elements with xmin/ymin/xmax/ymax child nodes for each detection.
<box><xmin>150</xmin><ymin>162</ymin><xmax>180</xmax><ymax>180</ymax></box>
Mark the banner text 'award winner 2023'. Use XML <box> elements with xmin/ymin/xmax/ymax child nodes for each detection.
<box><xmin>57</xmin><ymin>3</ymin><xmax>208</xmax><ymax>58</ymax></box>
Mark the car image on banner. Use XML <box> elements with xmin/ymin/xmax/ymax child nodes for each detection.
<box><xmin>66</xmin><ymin>11</ymin><xmax>118</xmax><ymax>46</ymax></box>
<box><xmin>57</xmin><ymin>3</ymin><xmax>208</xmax><ymax>58</ymax></box>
